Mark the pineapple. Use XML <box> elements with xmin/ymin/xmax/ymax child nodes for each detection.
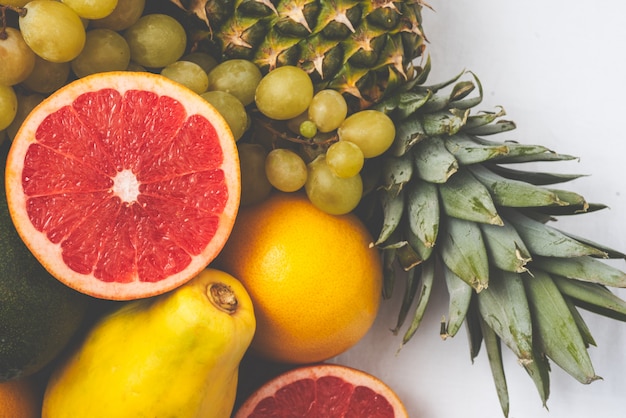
<box><xmin>170</xmin><ymin>0</ymin><xmax>428</xmax><ymax>110</ymax></box>
<box><xmin>359</xmin><ymin>62</ymin><xmax>626</xmax><ymax>416</ymax></box>
<box><xmin>168</xmin><ymin>1</ymin><xmax>626</xmax><ymax>415</ymax></box>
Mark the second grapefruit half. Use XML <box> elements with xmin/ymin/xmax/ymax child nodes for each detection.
<box><xmin>5</xmin><ymin>71</ymin><xmax>240</xmax><ymax>300</ymax></box>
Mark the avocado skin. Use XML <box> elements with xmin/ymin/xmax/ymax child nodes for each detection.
<box><xmin>0</xmin><ymin>141</ymin><xmax>91</xmax><ymax>381</ymax></box>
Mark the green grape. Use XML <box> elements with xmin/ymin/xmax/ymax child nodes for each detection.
<box><xmin>90</xmin><ymin>0</ymin><xmax>145</xmax><ymax>31</ymax></box>
<box><xmin>161</xmin><ymin>61</ymin><xmax>209</xmax><ymax>94</ymax></box>
<box><xmin>238</xmin><ymin>143</ymin><xmax>273</xmax><ymax>206</ymax></box>
<box><xmin>6</xmin><ymin>92</ymin><xmax>44</xmax><ymax>140</ymax></box>
<box><xmin>207</xmin><ymin>59</ymin><xmax>262</xmax><ymax>106</ymax></box>
<box><xmin>2</xmin><ymin>0</ymin><xmax>30</xmax><ymax>6</ymax></box>
<box><xmin>123</xmin><ymin>14</ymin><xmax>186</xmax><ymax>69</ymax></box>
<box><xmin>22</xmin><ymin>55</ymin><xmax>71</xmax><ymax>93</ymax></box>
<box><xmin>326</xmin><ymin>140</ymin><xmax>364</xmax><ymax>178</ymax></box>
<box><xmin>126</xmin><ymin>62</ymin><xmax>145</xmax><ymax>72</ymax></box>
<box><xmin>181</xmin><ymin>52</ymin><xmax>218</xmax><ymax>74</ymax></box>
<box><xmin>308</xmin><ymin>89</ymin><xmax>348</xmax><ymax>133</ymax></box>
<box><xmin>255</xmin><ymin>65</ymin><xmax>313</xmax><ymax>120</ymax></box>
<box><xmin>0</xmin><ymin>85</ymin><xmax>18</xmax><ymax>131</ymax></box>
<box><xmin>265</xmin><ymin>148</ymin><xmax>308</xmax><ymax>192</ymax></box>
<box><xmin>299</xmin><ymin>120</ymin><xmax>317</xmax><ymax>138</ymax></box>
<box><xmin>337</xmin><ymin>109</ymin><xmax>396</xmax><ymax>158</ymax></box>
<box><xmin>0</xmin><ymin>27</ymin><xmax>36</xmax><ymax>86</ymax></box>
<box><xmin>71</xmin><ymin>28</ymin><xmax>130</xmax><ymax>78</ymax></box>
<box><xmin>200</xmin><ymin>91</ymin><xmax>248</xmax><ymax>142</ymax></box>
<box><xmin>61</xmin><ymin>0</ymin><xmax>118</xmax><ymax>20</ymax></box>
<box><xmin>21</xmin><ymin>55</ymin><xmax>71</xmax><ymax>94</ymax></box>
<box><xmin>19</xmin><ymin>0</ymin><xmax>86</xmax><ymax>63</ymax></box>
<box><xmin>305</xmin><ymin>155</ymin><xmax>363</xmax><ymax>215</ymax></box>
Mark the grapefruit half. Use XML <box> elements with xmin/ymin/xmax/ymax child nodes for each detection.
<box><xmin>5</xmin><ymin>71</ymin><xmax>240</xmax><ymax>300</ymax></box>
<box><xmin>234</xmin><ymin>363</ymin><xmax>409</xmax><ymax>417</ymax></box>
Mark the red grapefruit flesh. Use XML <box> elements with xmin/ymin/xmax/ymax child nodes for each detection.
<box><xmin>5</xmin><ymin>71</ymin><xmax>240</xmax><ymax>300</ymax></box>
<box><xmin>234</xmin><ymin>363</ymin><xmax>409</xmax><ymax>418</ymax></box>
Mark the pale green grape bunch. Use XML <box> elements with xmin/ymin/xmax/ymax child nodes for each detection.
<box><xmin>123</xmin><ymin>14</ymin><xmax>186</xmax><ymax>68</ymax></box>
<box><xmin>207</xmin><ymin>59</ymin><xmax>262</xmax><ymax>106</ymax></box>
<box><xmin>201</xmin><ymin>91</ymin><xmax>248</xmax><ymax>142</ymax></box>
<box><xmin>305</xmin><ymin>155</ymin><xmax>363</xmax><ymax>215</ymax></box>
<box><xmin>21</xmin><ymin>56</ymin><xmax>71</xmax><ymax>94</ymax></box>
<box><xmin>19</xmin><ymin>0</ymin><xmax>86</xmax><ymax>63</ymax></box>
<box><xmin>308</xmin><ymin>89</ymin><xmax>348</xmax><ymax>133</ymax></box>
<box><xmin>0</xmin><ymin>27</ymin><xmax>35</xmax><ymax>86</ymax></box>
<box><xmin>90</xmin><ymin>0</ymin><xmax>145</xmax><ymax>31</ymax></box>
<box><xmin>254</xmin><ymin>65</ymin><xmax>313</xmax><ymax>120</ymax></box>
<box><xmin>71</xmin><ymin>28</ymin><xmax>130</xmax><ymax>78</ymax></box>
<box><xmin>337</xmin><ymin>110</ymin><xmax>396</xmax><ymax>158</ymax></box>
<box><xmin>161</xmin><ymin>61</ymin><xmax>209</xmax><ymax>95</ymax></box>
<box><xmin>0</xmin><ymin>85</ymin><xmax>18</xmax><ymax>131</ymax></box>
<box><xmin>6</xmin><ymin>91</ymin><xmax>44</xmax><ymax>139</ymax></box>
<box><xmin>265</xmin><ymin>149</ymin><xmax>308</xmax><ymax>192</ymax></box>
<box><xmin>238</xmin><ymin>143</ymin><xmax>273</xmax><ymax>206</ymax></box>
<box><xmin>249</xmin><ymin>65</ymin><xmax>397</xmax><ymax>214</ymax></box>
<box><xmin>181</xmin><ymin>52</ymin><xmax>218</xmax><ymax>74</ymax></box>
<box><xmin>61</xmin><ymin>0</ymin><xmax>118</xmax><ymax>20</ymax></box>
<box><xmin>326</xmin><ymin>140</ymin><xmax>364</xmax><ymax>179</ymax></box>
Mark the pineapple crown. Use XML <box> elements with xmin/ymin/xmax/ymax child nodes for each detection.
<box><xmin>170</xmin><ymin>0</ymin><xmax>430</xmax><ymax>110</ymax></box>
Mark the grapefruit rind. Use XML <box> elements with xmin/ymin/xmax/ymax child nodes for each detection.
<box><xmin>5</xmin><ymin>71</ymin><xmax>240</xmax><ymax>300</ymax></box>
<box><xmin>234</xmin><ymin>363</ymin><xmax>409</xmax><ymax>417</ymax></box>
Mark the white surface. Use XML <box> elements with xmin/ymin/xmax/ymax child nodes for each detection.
<box><xmin>333</xmin><ymin>1</ymin><xmax>626</xmax><ymax>417</ymax></box>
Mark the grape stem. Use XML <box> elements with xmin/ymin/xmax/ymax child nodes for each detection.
<box><xmin>0</xmin><ymin>5</ymin><xmax>27</xmax><ymax>40</ymax></box>
<box><xmin>251</xmin><ymin>109</ymin><xmax>339</xmax><ymax>148</ymax></box>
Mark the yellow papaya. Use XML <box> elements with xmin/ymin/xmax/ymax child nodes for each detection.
<box><xmin>42</xmin><ymin>268</ymin><xmax>256</xmax><ymax>418</ymax></box>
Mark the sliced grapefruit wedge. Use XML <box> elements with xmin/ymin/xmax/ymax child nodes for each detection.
<box><xmin>234</xmin><ymin>363</ymin><xmax>409</xmax><ymax>417</ymax></box>
<box><xmin>5</xmin><ymin>71</ymin><xmax>240</xmax><ymax>300</ymax></box>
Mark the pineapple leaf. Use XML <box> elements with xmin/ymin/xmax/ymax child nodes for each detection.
<box><xmin>390</xmin><ymin>117</ymin><xmax>427</xmax><ymax>156</ymax></box>
<box><xmin>440</xmin><ymin>216</ymin><xmax>490</xmax><ymax>291</ymax></box>
<box><xmin>477</xmin><ymin>270</ymin><xmax>534</xmax><ymax>361</ymax></box>
<box><xmin>532</xmin><ymin>255</ymin><xmax>626</xmax><ymax>288</ymax></box>
<box><xmin>412</xmin><ymin>136</ymin><xmax>458</xmax><ymax>183</ymax></box>
<box><xmin>375</xmin><ymin>188</ymin><xmax>405</xmax><ymax>245</ymax></box>
<box><xmin>552</xmin><ymin>275</ymin><xmax>626</xmax><ymax>320</ymax></box>
<box><xmin>444</xmin><ymin>133</ymin><xmax>510</xmax><ymax>165</ymax></box>
<box><xmin>479</xmin><ymin>221</ymin><xmax>532</xmax><ymax>274</ymax></box>
<box><xmin>464</xmin><ymin>119</ymin><xmax>517</xmax><ymax>136</ymax></box>
<box><xmin>442</xmin><ymin>263</ymin><xmax>473</xmax><ymax>338</ymax></box>
<box><xmin>463</xmin><ymin>106</ymin><xmax>507</xmax><ymax>130</ymax></box>
<box><xmin>401</xmin><ymin>257</ymin><xmax>435</xmax><ymax>345</ymax></box>
<box><xmin>406</xmin><ymin>178</ymin><xmax>440</xmax><ymax>249</ymax></box>
<box><xmin>478</xmin><ymin>316</ymin><xmax>510</xmax><ymax>418</ymax></box>
<box><xmin>524</xmin><ymin>270</ymin><xmax>600</xmax><ymax>384</ymax></box>
<box><xmin>468</xmin><ymin>165</ymin><xmax>570</xmax><ymax>208</ymax></box>
<box><xmin>563</xmin><ymin>295</ymin><xmax>597</xmax><ymax>348</ymax></box>
<box><xmin>504</xmin><ymin>210</ymin><xmax>609</xmax><ymax>258</ymax></box>
<box><xmin>438</xmin><ymin>167</ymin><xmax>502</xmax><ymax>225</ymax></box>
<box><xmin>487</xmin><ymin>164</ymin><xmax>588</xmax><ymax>186</ymax></box>
<box><xmin>392</xmin><ymin>266</ymin><xmax>422</xmax><ymax>335</ymax></box>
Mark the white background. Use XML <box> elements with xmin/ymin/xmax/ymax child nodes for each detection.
<box><xmin>333</xmin><ymin>1</ymin><xmax>626</xmax><ymax>417</ymax></box>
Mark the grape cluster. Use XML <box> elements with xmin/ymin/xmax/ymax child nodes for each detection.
<box><xmin>0</xmin><ymin>0</ymin><xmax>396</xmax><ymax>216</ymax></box>
<box><xmin>242</xmin><ymin>65</ymin><xmax>396</xmax><ymax>215</ymax></box>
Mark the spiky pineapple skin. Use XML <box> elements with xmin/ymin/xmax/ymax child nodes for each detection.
<box><xmin>186</xmin><ymin>0</ymin><xmax>427</xmax><ymax>110</ymax></box>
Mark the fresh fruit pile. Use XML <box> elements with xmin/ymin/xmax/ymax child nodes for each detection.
<box><xmin>0</xmin><ymin>0</ymin><xmax>625</xmax><ymax>417</ymax></box>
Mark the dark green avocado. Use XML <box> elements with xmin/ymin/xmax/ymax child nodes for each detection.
<box><xmin>0</xmin><ymin>141</ymin><xmax>91</xmax><ymax>381</ymax></box>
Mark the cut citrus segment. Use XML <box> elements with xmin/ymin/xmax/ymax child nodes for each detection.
<box><xmin>5</xmin><ymin>71</ymin><xmax>240</xmax><ymax>300</ymax></box>
<box><xmin>234</xmin><ymin>363</ymin><xmax>409</xmax><ymax>418</ymax></box>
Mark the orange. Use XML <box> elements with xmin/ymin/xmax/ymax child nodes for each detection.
<box><xmin>216</xmin><ymin>191</ymin><xmax>382</xmax><ymax>364</ymax></box>
<box><xmin>0</xmin><ymin>378</ymin><xmax>41</xmax><ymax>418</ymax></box>
<box><xmin>5</xmin><ymin>71</ymin><xmax>240</xmax><ymax>300</ymax></box>
<box><xmin>234</xmin><ymin>363</ymin><xmax>408</xmax><ymax>417</ymax></box>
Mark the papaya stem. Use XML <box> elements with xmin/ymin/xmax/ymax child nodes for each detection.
<box><xmin>208</xmin><ymin>283</ymin><xmax>238</xmax><ymax>314</ymax></box>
